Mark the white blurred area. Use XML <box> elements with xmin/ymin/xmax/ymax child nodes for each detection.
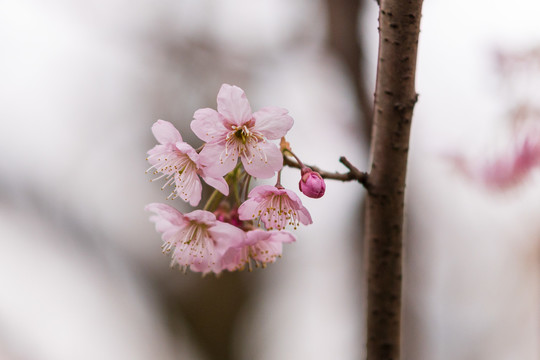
<box><xmin>1</xmin><ymin>0</ymin><xmax>540</xmax><ymax>360</ymax></box>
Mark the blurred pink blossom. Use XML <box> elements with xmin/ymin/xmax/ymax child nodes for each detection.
<box><xmin>450</xmin><ymin>133</ymin><xmax>540</xmax><ymax>189</ymax></box>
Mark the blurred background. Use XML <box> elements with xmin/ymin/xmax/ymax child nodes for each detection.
<box><xmin>1</xmin><ymin>0</ymin><xmax>540</xmax><ymax>359</ymax></box>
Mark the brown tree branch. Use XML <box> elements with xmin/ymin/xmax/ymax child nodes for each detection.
<box><xmin>365</xmin><ymin>0</ymin><xmax>423</xmax><ymax>359</ymax></box>
<box><xmin>283</xmin><ymin>155</ymin><xmax>369</xmax><ymax>186</ymax></box>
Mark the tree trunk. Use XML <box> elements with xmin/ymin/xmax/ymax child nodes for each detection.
<box><xmin>365</xmin><ymin>0</ymin><xmax>424</xmax><ymax>359</ymax></box>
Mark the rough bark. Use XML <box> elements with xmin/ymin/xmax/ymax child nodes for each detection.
<box><xmin>365</xmin><ymin>0</ymin><xmax>423</xmax><ymax>359</ymax></box>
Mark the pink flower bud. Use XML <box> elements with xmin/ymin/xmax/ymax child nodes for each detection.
<box><xmin>299</xmin><ymin>168</ymin><xmax>326</xmax><ymax>198</ymax></box>
<box><xmin>214</xmin><ymin>204</ymin><xmax>242</xmax><ymax>228</ymax></box>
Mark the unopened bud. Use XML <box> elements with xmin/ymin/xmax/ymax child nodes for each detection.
<box><xmin>299</xmin><ymin>168</ymin><xmax>326</xmax><ymax>198</ymax></box>
<box><xmin>214</xmin><ymin>203</ymin><xmax>242</xmax><ymax>227</ymax></box>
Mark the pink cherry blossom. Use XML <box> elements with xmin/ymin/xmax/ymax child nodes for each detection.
<box><xmin>238</xmin><ymin>185</ymin><xmax>312</xmax><ymax>230</ymax></box>
<box><xmin>191</xmin><ymin>84</ymin><xmax>294</xmax><ymax>179</ymax></box>
<box><xmin>146</xmin><ymin>120</ymin><xmax>228</xmax><ymax>206</ymax></box>
<box><xmin>299</xmin><ymin>168</ymin><xmax>326</xmax><ymax>198</ymax></box>
<box><xmin>221</xmin><ymin>229</ymin><xmax>296</xmax><ymax>271</ymax></box>
<box><xmin>480</xmin><ymin>137</ymin><xmax>540</xmax><ymax>188</ymax></box>
<box><xmin>145</xmin><ymin>203</ymin><xmax>246</xmax><ymax>274</ymax></box>
<box><xmin>449</xmin><ymin>134</ymin><xmax>540</xmax><ymax>189</ymax></box>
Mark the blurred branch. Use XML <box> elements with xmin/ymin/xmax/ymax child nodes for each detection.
<box><xmin>326</xmin><ymin>0</ymin><xmax>373</xmax><ymax>143</ymax></box>
<box><xmin>157</xmin><ymin>272</ymin><xmax>249</xmax><ymax>360</ymax></box>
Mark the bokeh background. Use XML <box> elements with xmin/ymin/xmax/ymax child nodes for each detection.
<box><xmin>1</xmin><ymin>1</ymin><xmax>540</xmax><ymax>359</ymax></box>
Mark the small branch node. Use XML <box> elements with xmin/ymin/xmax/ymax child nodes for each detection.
<box><xmin>339</xmin><ymin>156</ymin><xmax>369</xmax><ymax>187</ymax></box>
<box><xmin>283</xmin><ymin>155</ymin><xmax>369</xmax><ymax>189</ymax></box>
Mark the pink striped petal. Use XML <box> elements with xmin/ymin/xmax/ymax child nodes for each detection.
<box><xmin>191</xmin><ymin>108</ymin><xmax>227</xmax><ymax>143</ymax></box>
<box><xmin>217</xmin><ymin>84</ymin><xmax>252</xmax><ymax>126</ymax></box>
<box><xmin>151</xmin><ymin>119</ymin><xmax>182</xmax><ymax>144</ymax></box>
<box><xmin>241</xmin><ymin>141</ymin><xmax>283</xmax><ymax>178</ymax></box>
<box><xmin>252</xmin><ymin>107</ymin><xmax>294</xmax><ymax>140</ymax></box>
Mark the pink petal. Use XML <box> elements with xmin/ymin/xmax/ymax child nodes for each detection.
<box><xmin>480</xmin><ymin>138</ymin><xmax>540</xmax><ymax>188</ymax></box>
<box><xmin>217</xmin><ymin>84</ymin><xmax>252</xmax><ymax>126</ymax></box>
<box><xmin>151</xmin><ymin>120</ymin><xmax>182</xmax><ymax>145</ymax></box>
<box><xmin>298</xmin><ymin>206</ymin><xmax>313</xmax><ymax>225</ymax></box>
<box><xmin>201</xmin><ymin>173</ymin><xmax>229</xmax><ymax>196</ymax></box>
<box><xmin>208</xmin><ymin>222</ymin><xmax>246</xmax><ymax>252</ymax></box>
<box><xmin>145</xmin><ymin>203</ymin><xmax>187</xmax><ymax>241</ymax></box>
<box><xmin>252</xmin><ymin>107</ymin><xmax>294</xmax><ymax>140</ymax></box>
<box><xmin>146</xmin><ymin>144</ymin><xmax>163</xmax><ymax>158</ymax></box>
<box><xmin>268</xmin><ymin>230</ymin><xmax>296</xmax><ymax>244</ymax></box>
<box><xmin>145</xmin><ymin>203</ymin><xmax>186</xmax><ymax>227</ymax></box>
<box><xmin>221</xmin><ymin>246</ymin><xmax>246</xmax><ymax>271</ymax></box>
<box><xmin>175</xmin><ymin>142</ymin><xmax>201</xmax><ymax>167</ymax></box>
<box><xmin>252</xmin><ymin>241</ymin><xmax>283</xmax><ymax>263</ymax></box>
<box><xmin>190</xmin><ymin>260</ymin><xmax>220</xmax><ymax>274</ymax></box>
<box><xmin>199</xmin><ymin>142</ymin><xmax>239</xmax><ymax>177</ymax></box>
<box><xmin>283</xmin><ymin>188</ymin><xmax>303</xmax><ymax>206</ymax></box>
<box><xmin>185</xmin><ymin>176</ymin><xmax>202</xmax><ymax>207</ymax></box>
<box><xmin>184</xmin><ymin>243</ymin><xmax>222</xmax><ymax>274</ymax></box>
<box><xmin>238</xmin><ymin>198</ymin><xmax>260</xmax><ymax>221</ymax></box>
<box><xmin>242</xmin><ymin>141</ymin><xmax>283</xmax><ymax>178</ymax></box>
<box><xmin>184</xmin><ymin>209</ymin><xmax>216</xmax><ymax>224</ymax></box>
<box><xmin>449</xmin><ymin>135</ymin><xmax>540</xmax><ymax>190</ymax></box>
<box><xmin>146</xmin><ymin>144</ymin><xmax>175</xmax><ymax>166</ymax></box>
<box><xmin>247</xmin><ymin>230</ymin><xmax>287</xmax><ymax>263</ymax></box>
<box><xmin>191</xmin><ymin>108</ymin><xmax>228</xmax><ymax>143</ymax></box>
<box><xmin>245</xmin><ymin>229</ymin><xmax>272</xmax><ymax>245</ymax></box>
<box><xmin>246</xmin><ymin>184</ymin><xmax>276</xmax><ymax>199</ymax></box>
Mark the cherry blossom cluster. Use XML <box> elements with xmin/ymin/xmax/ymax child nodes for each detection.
<box><xmin>145</xmin><ymin>84</ymin><xmax>325</xmax><ymax>274</ymax></box>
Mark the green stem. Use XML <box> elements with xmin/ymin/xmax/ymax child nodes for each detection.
<box><xmin>243</xmin><ymin>174</ymin><xmax>252</xmax><ymax>200</ymax></box>
<box><xmin>231</xmin><ymin>175</ymin><xmax>241</xmax><ymax>205</ymax></box>
<box><xmin>203</xmin><ymin>189</ymin><xmax>225</xmax><ymax>212</ymax></box>
<box><xmin>283</xmin><ymin>149</ymin><xmax>306</xmax><ymax>169</ymax></box>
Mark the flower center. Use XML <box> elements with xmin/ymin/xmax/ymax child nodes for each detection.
<box><xmin>183</xmin><ymin>223</ymin><xmax>209</xmax><ymax>245</ymax></box>
<box><xmin>169</xmin><ymin>223</ymin><xmax>221</xmax><ymax>272</ymax></box>
<box><xmin>222</xmin><ymin>124</ymin><xmax>265</xmax><ymax>161</ymax></box>
<box><xmin>146</xmin><ymin>149</ymin><xmax>199</xmax><ymax>201</ymax></box>
<box><xmin>234</xmin><ymin>126</ymin><xmax>249</xmax><ymax>144</ymax></box>
<box><xmin>258</xmin><ymin>194</ymin><xmax>300</xmax><ymax>230</ymax></box>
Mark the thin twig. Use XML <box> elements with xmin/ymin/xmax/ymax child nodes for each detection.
<box><xmin>283</xmin><ymin>155</ymin><xmax>369</xmax><ymax>188</ymax></box>
<box><xmin>338</xmin><ymin>156</ymin><xmax>369</xmax><ymax>185</ymax></box>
